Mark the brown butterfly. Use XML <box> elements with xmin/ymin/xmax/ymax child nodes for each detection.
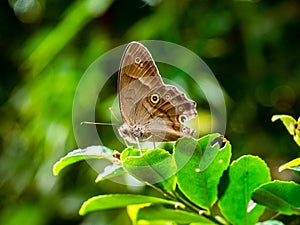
<box><xmin>118</xmin><ymin>42</ymin><xmax>197</xmax><ymax>144</ymax></box>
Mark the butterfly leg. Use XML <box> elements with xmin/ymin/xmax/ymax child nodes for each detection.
<box><xmin>123</xmin><ymin>138</ymin><xmax>129</xmax><ymax>147</ymax></box>
<box><xmin>135</xmin><ymin>137</ymin><xmax>142</xmax><ymax>152</ymax></box>
<box><xmin>153</xmin><ymin>142</ymin><xmax>156</xmax><ymax>149</ymax></box>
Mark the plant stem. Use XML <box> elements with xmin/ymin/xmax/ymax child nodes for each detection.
<box><xmin>145</xmin><ymin>182</ymin><xmax>175</xmax><ymax>199</ymax></box>
<box><xmin>172</xmin><ymin>191</ymin><xmax>202</xmax><ymax>212</ymax></box>
<box><xmin>147</xmin><ymin>183</ymin><xmax>225</xmax><ymax>225</ymax></box>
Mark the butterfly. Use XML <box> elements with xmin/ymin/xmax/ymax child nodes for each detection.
<box><xmin>117</xmin><ymin>42</ymin><xmax>197</xmax><ymax>144</ymax></box>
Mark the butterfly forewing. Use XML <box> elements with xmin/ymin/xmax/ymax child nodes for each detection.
<box><xmin>118</xmin><ymin>42</ymin><xmax>164</xmax><ymax>124</ymax></box>
<box><xmin>118</xmin><ymin>41</ymin><xmax>197</xmax><ymax>143</ymax></box>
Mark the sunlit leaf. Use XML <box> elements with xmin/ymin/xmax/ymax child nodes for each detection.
<box><xmin>279</xmin><ymin>157</ymin><xmax>300</xmax><ymax>172</ymax></box>
<box><xmin>174</xmin><ymin>134</ymin><xmax>231</xmax><ymax>210</ymax></box>
<box><xmin>121</xmin><ymin>148</ymin><xmax>177</xmax><ymax>193</ymax></box>
<box><xmin>53</xmin><ymin>145</ymin><xmax>114</xmax><ymax>176</ymax></box>
<box><xmin>79</xmin><ymin>194</ymin><xmax>179</xmax><ymax>215</ymax></box>
<box><xmin>252</xmin><ymin>180</ymin><xmax>300</xmax><ymax>215</ymax></box>
<box><xmin>272</xmin><ymin>115</ymin><xmax>300</xmax><ymax>146</ymax></box>
<box><xmin>95</xmin><ymin>164</ymin><xmax>124</xmax><ymax>182</ymax></box>
<box><xmin>137</xmin><ymin>206</ymin><xmax>216</xmax><ymax>224</ymax></box>
<box><xmin>219</xmin><ymin>155</ymin><xmax>271</xmax><ymax>225</ymax></box>
<box><xmin>127</xmin><ymin>204</ymin><xmax>152</xmax><ymax>225</ymax></box>
<box><xmin>295</xmin><ymin>126</ymin><xmax>300</xmax><ymax>146</ymax></box>
<box><xmin>120</xmin><ymin>147</ymin><xmax>141</xmax><ymax>160</ymax></box>
<box><xmin>271</xmin><ymin>115</ymin><xmax>296</xmax><ymax>135</ymax></box>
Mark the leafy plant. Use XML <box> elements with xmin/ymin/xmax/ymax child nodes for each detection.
<box><xmin>272</xmin><ymin>115</ymin><xmax>300</xmax><ymax>172</ymax></box>
<box><xmin>53</xmin><ymin>116</ymin><xmax>300</xmax><ymax>225</ymax></box>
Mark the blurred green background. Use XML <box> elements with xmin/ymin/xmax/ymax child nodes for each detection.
<box><xmin>1</xmin><ymin>0</ymin><xmax>300</xmax><ymax>224</ymax></box>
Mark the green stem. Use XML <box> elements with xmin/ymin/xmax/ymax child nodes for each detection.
<box><xmin>145</xmin><ymin>182</ymin><xmax>175</xmax><ymax>199</ymax></box>
<box><xmin>172</xmin><ymin>191</ymin><xmax>225</xmax><ymax>225</ymax></box>
<box><xmin>172</xmin><ymin>191</ymin><xmax>202</xmax><ymax>212</ymax></box>
<box><xmin>147</xmin><ymin>183</ymin><xmax>225</xmax><ymax>225</ymax></box>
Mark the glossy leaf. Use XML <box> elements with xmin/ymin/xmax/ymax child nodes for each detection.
<box><xmin>79</xmin><ymin>194</ymin><xmax>178</xmax><ymax>215</ymax></box>
<box><xmin>95</xmin><ymin>164</ymin><xmax>124</xmax><ymax>182</ymax></box>
<box><xmin>120</xmin><ymin>147</ymin><xmax>141</xmax><ymax>160</ymax></box>
<box><xmin>279</xmin><ymin>157</ymin><xmax>300</xmax><ymax>172</ymax></box>
<box><xmin>137</xmin><ymin>206</ymin><xmax>215</xmax><ymax>224</ymax></box>
<box><xmin>122</xmin><ymin>148</ymin><xmax>177</xmax><ymax>192</ymax></box>
<box><xmin>272</xmin><ymin>115</ymin><xmax>300</xmax><ymax>146</ymax></box>
<box><xmin>252</xmin><ymin>180</ymin><xmax>300</xmax><ymax>215</ymax></box>
<box><xmin>219</xmin><ymin>155</ymin><xmax>271</xmax><ymax>225</ymax></box>
<box><xmin>174</xmin><ymin>134</ymin><xmax>231</xmax><ymax>210</ymax></box>
<box><xmin>271</xmin><ymin>115</ymin><xmax>296</xmax><ymax>135</ymax></box>
<box><xmin>53</xmin><ymin>145</ymin><xmax>114</xmax><ymax>176</ymax></box>
<box><xmin>127</xmin><ymin>204</ymin><xmax>152</xmax><ymax>224</ymax></box>
<box><xmin>295</xmin><ymin>127</ymin><xmax>300</xmax><ymax>147</ymax></box>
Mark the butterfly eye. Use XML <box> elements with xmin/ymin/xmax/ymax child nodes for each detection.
<box><xmin>150</xmin><ymin>94</ymin><xmax>160</xmax><ymax>104</ymax></box>
<box><xmin>135</xmin><ymin>57</ymin><xmax>144</xmax><ymax>68</ymax></box>
<box><xmin>181</xmin><ymin>126</ymin><xmax>187</xmax><ymax>133</ymax></box>
<box><xmin>178</xmin><ymin>115</ymin><xmax>187</xmax><ymax>124</ymax></box>
<box><xmin>135</xmin><ymin>57</ymin><xmax>141</xmax><ymax>64</ymax></box>
<box><xmin>165</xmin><ymin>94</ymin><xmax>171</xmax><ymax>100</ymax></box>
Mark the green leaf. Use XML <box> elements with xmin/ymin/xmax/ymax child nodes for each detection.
<box><xmin>79</xmin><ymin>194</ymin><xmax>179</xmax><ymax>215</ymax></box>
<box><xmin>279</xmin><ymin>157</ymin><xmax>300</xmax><ymax>172</ymax></box>
<box><xmin>272</xmin><ymin>115</ymin><xmax>300</xmax><ymax>146</ymax></box>
<box><xmin>137</xmin><ymin>206</ymin><xmax>216</xmax><ymax>224</ymax></box>
<box><xmin>252</xmin><ymin>180</ymin><xmax>300</xmax><ymax>215</ymax></box>
<box><xmin>127</xmin><ymin>204</ymin><xmax>152</xmax><ymax>225</ymax></box>
<box><xmin>53</xmin><ymin>145</ymin><xmax>114</xmax><ymax>176</ymax></box>
<box><xmin>95</xmin><ymin>164</ymin><xmax>124</xmax><ymax>182</ymax></box>
<box><xmin>199</xmin><ymin>135</ymin><xmax>227</xmax><ymax>171</ymax></box>
<box><xmin>295</xmin><ymin>125</ymin><xmax>300</xmax><ymax>146</ymax></box>
<box><xmin>122</xmin><ymin>148</ymin><xmax>177</xmax><ymax>193</ymax></box>
<box><xmin>174</xmin><ymin>134</ymin><xmax>231</xmax><ymax>210</ymax></box>
<box><xmin>219</xmin><ymin>155</ymin><xmax>271</xmax><ymax>225</ymax></box>
<box><xmin>271</xmin><ymin>115</ymin><xmax>296</xmax><ymax>135</ymax></box>
<box><xmin>256</xmin><ymin>220</ymin><xmax>285</xmax><ymax>225</ymax></box>
<box><xmin>120</xmin><ymin>147</ymin><xmax>141</xmax><ymax>160</ymax></box>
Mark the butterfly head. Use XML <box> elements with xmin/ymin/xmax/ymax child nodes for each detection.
<box><xmin>118</xmin><ymin>123</ymin><xmax>152</xmax><ymax>143</ymax></box>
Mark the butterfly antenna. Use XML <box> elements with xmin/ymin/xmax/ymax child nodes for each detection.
<box><xmin>109</xmin><ymin>107</ymin><xmax>120</xmax><ymax>122</ymax></box>
<box><xmin>80</xmin><ymin>121</ymin><xmax>119</xmax><ymax>126</ymax></box>
<box><xmin>81</xmin><ymin>107</ymin><xmax>122</xmax><ymax>126</ymax></box>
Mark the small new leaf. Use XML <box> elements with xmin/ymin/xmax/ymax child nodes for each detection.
<box><xmin>95</xmin><ymin>164</ymin><xmax>124</xmax><ymax>182</ymax></box>
<box><xmin>53</xmin><ymin>145</ymin><xmax>114</xmax><ymax>176</ymax></box>
<box><xmin>271</xmin><ymin>115</ymin><xmax>296</xmax><ymax>135</ymax></box>
<box><xmin>279</xmin><ymin>157</ymin><xmax>300</xmax><ymax>172</ymax></box>
<box><xmin>272</xmin><ymin>115</ymin><xmax>300</xmax><ymax>146</ymax></box>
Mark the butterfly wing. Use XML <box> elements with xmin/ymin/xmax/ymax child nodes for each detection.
<box><xmin>118</xmin><ymin>41</ymin><xmax>164</xmax><ymax>125</ymax></box>
<box><xmin>135</xmin><ymin>85</ymin><xmax>197</xmax><ymax>142</ymax></box>
<box><xmin>118</xmin><ymin>41</ymin><xmax>197</xmax><ymax>143</ymax></box>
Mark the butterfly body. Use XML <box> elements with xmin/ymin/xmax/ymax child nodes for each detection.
<box><xmin>118</xmin><ymin>42</ymin><xmax>197</xmax><ymax>143</ymax></box>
